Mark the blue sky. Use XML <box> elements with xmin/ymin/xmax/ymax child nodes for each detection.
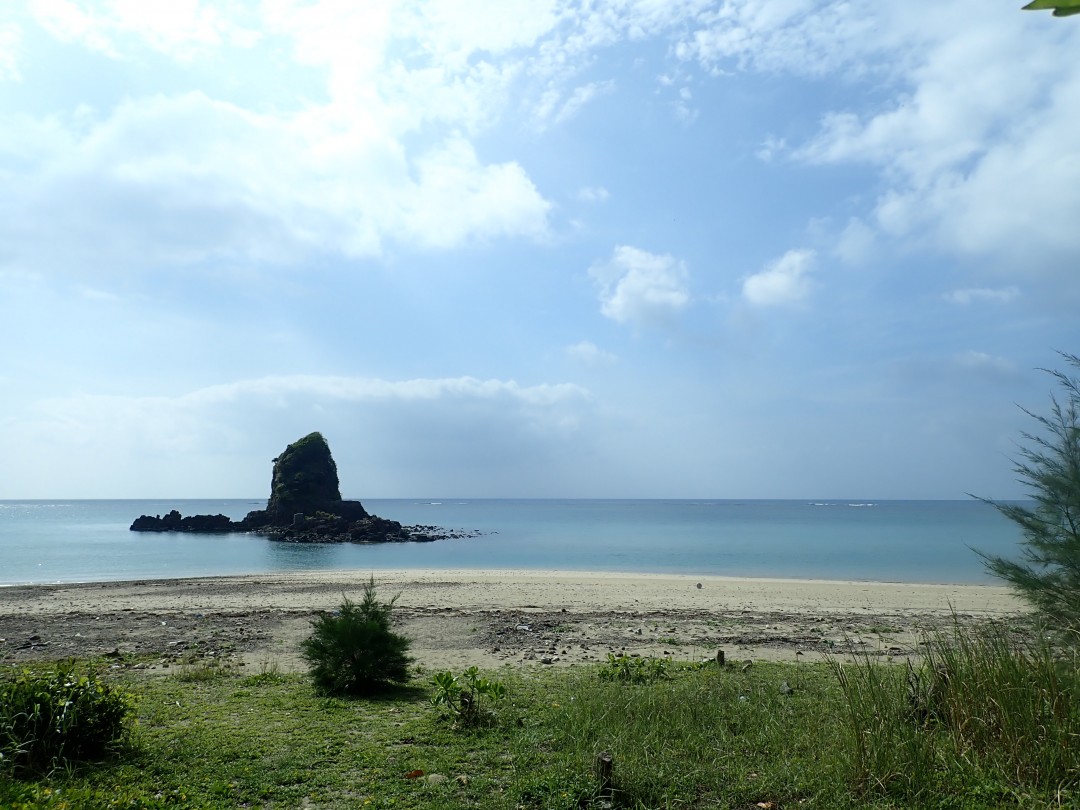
<box><xmin>1</xmin><ymin>1</ymin><xmax>1078</xmax><ymax>500</ymax></box>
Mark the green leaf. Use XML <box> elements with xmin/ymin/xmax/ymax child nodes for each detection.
<box><xmin>1023</xmin><ymin>0</ymin><xmax>1080</xmax><ymax>14</ymax></box>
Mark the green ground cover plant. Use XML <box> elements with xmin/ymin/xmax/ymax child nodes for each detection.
<box><xmin>597</xmin><ymin>652</ymin><xmax>671</xmax><ymax>684</ymax></box>
<box><xmin>3</xmin><ymin>625</ymin><xmax>1078</xmax><ymax>809</ymax></box>
<box><xmin>430</xmin><ymin>666</ymin><xmax>507</xmax><ymax>726</ymax></box>
<box><xmin>0</xmin><ymin>663</ymin><xmax>131</xmax><ymax>778</ymax></box>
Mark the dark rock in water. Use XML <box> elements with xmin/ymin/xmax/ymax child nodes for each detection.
<box><xmin>130</xmin><ymin>510</ymin><xmax>235</xmax><ymax>533</ymax></box>
<box><xmin>129</xmin><ymin>432</ymin><xmax>483</xmax><ymax>546</ymax></box>
<box><xmin>261</xmin><ymin>432</ymin><xmax>368</xmax><ymax>526</ymax></box>
<box><xmin>260</xmin><ymin>514</ymin><xmax>415</xmax><ymax>544</ymax></box>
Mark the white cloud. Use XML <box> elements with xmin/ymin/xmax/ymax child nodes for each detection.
<box><xmin>4</xmin><ymin>0</ymin><xmax>753</xmax><ymax>279</ymax></box>
<box><xmin>673</xmin><ymin>85</ymin><xmax>697</xmax><ymax>123</ymax></box>
<box><xmin>0</xmin><ymin>21</ymin><xmax>21</xmax><ymax>80</ymax></box>
<box><xmin>0</xmin><ymin>375</ymin><xmax>594</xmax><ymax>496</ymax></box>
<box><xmin>944</xmin><ymin>287</ymin><xmax>1020</xmax><ymax>306</ymax></box>
<box><xmin>675</xmin><ymin>0</ymin><xmax>891</xmax><ymax>79</ymax></box>
<box><xmin>183</xmin><ymin>374</ymin><xmax>588</xmax><ymax>409</ymax></box>
<box><xmin>395</xmin><ymin>137</ymin><xmax>552</xmax><ymax>249</ymax></box>
<box><xmin>786</xmin><ymin>5</ymin><xmax>1080</xmax><ymax>273</ymax></box>
<box><xmin>3</xmin><ymin>1</ymin><xmax>598</xmax><ymax>273</ymax></box>
<box><xmin>78</xmin><ymin>286</ymin><xmax>121</xmax><ymax>302</ymax></box>
<box><xmin>954</xmin><ymin>351</ymin><xmax>1016</xmax><ymax>375</ymax></box>
<box><xmin>567</xmin><ymin>340</ymin><xmax>617</xmax><ymax>366</ymax></box>
<box><xmin>577</xmin><ymin>185</ymin><xmax>610</xmax><ymax>202</ymax></box>
<box><xmin>407</xmin><ymin>0</ymin><xmax>560</xmax><ymax>65</ymax></box>
<box><xmin>833</xmin><ymin>218</ymin><xmax>876</xmax><ymax>265</ymax></box>
<box><xmin>755</xmin><ymin>134</ymin><xmax>786</xmax><ymax>162</ymax></box>
<box><xmin>29</xmin><ymin>0</ymin><xmax>258</xmax><ymax>60</ymax></box>
<box><xmin>675</xmin><ymin>3</ymin><xmax>1080</xmax><ymax>282</ymax></box>
<box><xmin>742</xmin><ymin>248</ymin><xmax>815</xmax><ymax>306</ymax></box>
<box><xmin>589</xmin><ymin>245</ymin><xmax>690</xmax><ymax>326</ymax></box>
<box><xmin>0</xmin><ymin>93</ymin><xmax>551</xmax><ymax>269</ymax></box>
<box><xmin>533</xmin><ymin>79</ymin><xmax>616</xmax><ymax>129</ymax></box>
<box><xmin>557</xmin><ymin>79</ymin><xmax>615</xmax><ymax>124</ymax></box>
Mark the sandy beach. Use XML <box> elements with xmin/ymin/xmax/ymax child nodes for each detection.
<box><xmin>0</xmin><ymin>570</ymin><xmax>1025</xmax><ymax>673</ymax></box>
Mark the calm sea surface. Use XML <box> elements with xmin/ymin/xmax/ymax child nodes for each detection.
<box><xmin>0</xmin><ymin>499</ymin><xmax>1025</xmax><ymax>586</ymax></box>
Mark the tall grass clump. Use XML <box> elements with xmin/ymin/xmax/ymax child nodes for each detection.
<box><xmin>300</xmin><ymin>578</ymin><xmax>412</xmax><ymax>696</ymax></box>
<box><xmin>833</xmin><ymin>619</ymin><xmax>1080</xmax><ymax>805</ymax></box>
<box><xmin>532</xmin><ymin>660</ymin><xmax>849</xmax><ymax>808</ymax></box>
<box><xmin>0</xmin><ymin>663</ymin><xmax>131</xmax><ymax>777</ymax></box>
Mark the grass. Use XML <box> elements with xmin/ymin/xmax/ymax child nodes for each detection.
<box><xmin>3</xmin><ymin>622</ymin><xmax>1079</xmax><ymax>808</ymax></box>
<box><xmin>832</xmin><ymin>618</ymin><xmax>1080</xmax><ymax>807</ymax></box>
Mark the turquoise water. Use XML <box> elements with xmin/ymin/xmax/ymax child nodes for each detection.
<box><xmin>0</xmin><ymin>499</ymin><xmax>1024</xmax><ymax>586</ymax></box>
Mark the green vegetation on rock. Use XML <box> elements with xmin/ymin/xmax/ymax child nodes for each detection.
<box><xmin>266</xmin><ymin>432</ymin><xmax>344</xmax><ymax>522</ymax></box>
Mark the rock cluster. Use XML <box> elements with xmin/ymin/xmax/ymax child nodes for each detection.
<box><xmin>130</xmin><ymin>432</ymin><xmax>478</xmax><ymax>545</ymax></box>
<box><xmin>257</xmin><ymin>514</ymin><xmax>418</xmax><ymax>544</ymax></box>
<box><xmin>130</xmin><ymin>510</ymin><xmax>234</xmax><ymax>533</ymax></box>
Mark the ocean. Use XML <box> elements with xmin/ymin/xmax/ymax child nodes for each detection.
<box><xmin>0</xmin><ymin>499</ymin><xmax>1025</xmax><ymax>586</ymax></box>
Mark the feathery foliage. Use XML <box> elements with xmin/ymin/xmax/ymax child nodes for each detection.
<box><xmin>978</xmin><ymin>352</ymin><xmax>1080</xmax><ymax>632</ymax></box>
<box><xmin>300</xmin><ymin>578</ymin><xmax>413</xmax><ymax>696</ymax></box>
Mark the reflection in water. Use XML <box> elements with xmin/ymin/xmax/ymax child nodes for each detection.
<box><xmin>261</xmin><ymin>540</ymin><xmax>348</xmax><ymax>570</ymax></box>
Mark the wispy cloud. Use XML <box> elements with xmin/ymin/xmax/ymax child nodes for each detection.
<box><xmin>589</xmin><ymin>245</ymin><xmax>691</xmax><ymax>327</ymax></box>
<box><xmin>577</xmin><ymin>185</ymin><xmax>610</xmax><ymax>203</ymax></box>
<box><xmin>567</xmin><ymin>340</ymin><xmax>617</xmax><ymax>366</ymax></box>
<box><xmin>30</xmin><ymin>0</ymin><xmax>259</xmax><ymax>60</ymax></box>
<box><xmin>742</xmin><ymin>249</ymin><xmax>815</xmax><ymax>307</ymax></box>
<box><xmin>944</xmin><ymin>287</ymin><xmax>1020</xmax><ymax>306</ymax></box>
<box><xmin>953</xmin><ymin>351</ymin><xmax>1016</xmax><ymax>376</ymax></box>
<box><xmin>0</xmin><ymin>20</ymin><xmax>21</xmax><ymax>80</ymax></box>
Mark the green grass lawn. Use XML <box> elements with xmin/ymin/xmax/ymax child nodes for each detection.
<box><xmin>3</xmin><ymin>643</ymin><xmax>1079</xmax><ymax>809</ymax></box>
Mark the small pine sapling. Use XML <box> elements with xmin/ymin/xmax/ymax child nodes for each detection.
<box><xmin>300</xmin><ymin>577</ymin><xmax>413</xmax><ymax>696</ymax></box>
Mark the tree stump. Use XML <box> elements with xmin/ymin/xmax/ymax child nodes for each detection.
<box><xmin>596</xmin><ymin>751</ymin><xmax>613</xmax><ymax>800</ymax></box>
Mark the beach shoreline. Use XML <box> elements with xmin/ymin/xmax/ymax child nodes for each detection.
<box><xmin>0</xmin><ymin>569</ymin><xmax>1025</xmax><ymax>672</ymax></box>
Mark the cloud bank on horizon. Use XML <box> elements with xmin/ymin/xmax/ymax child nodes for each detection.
<box><xmin>1</xmin><ymin>0</ymin><xmax>1077</xmax><ymax>500</ymax></box>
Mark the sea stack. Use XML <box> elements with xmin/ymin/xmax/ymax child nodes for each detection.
<box><xmin>242</xmin><ymin>431</ymin><xmax>369</xmax><ymax>528</ymax></box>
<box><xmin>130</xmin><ymin>432</ymin><xmax>471</xmax><ymax>543</ymax></box>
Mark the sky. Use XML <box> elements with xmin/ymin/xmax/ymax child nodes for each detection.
<box><xmin>1</xmin><ymin>0</ymin><xmax>1078</xmax><ymax>500</ymax></box>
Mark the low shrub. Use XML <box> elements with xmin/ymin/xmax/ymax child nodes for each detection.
<box><xmin>597</xmin><ymin>653</ymin><xmax>670</xmax><ymax>684</ymax></box>
<box><xmin>430</xmin><ymin>666</ymin><xmax>507</xmax><ymax>725</ymax></box>
<box><xmin>0</xmin><ymin>663</ymin><xmax>131</xmax><ymax>776</ymax></box>
<box><xmin>300</xmin><ymin>578</ymin><xmax>413</xmax><ymax>696</ymax></box>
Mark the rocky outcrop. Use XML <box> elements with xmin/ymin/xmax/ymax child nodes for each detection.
<box><xmin>129</xmin><ymin>510</ymin><xmax>234</xmax><ymax>533</ymax></box>
<box><xmin>262</xmin><ymin>432</ymin><xmax>367</xmax><ymax>525</ymax></box>
<box><xmin>259</xmin><ymin>516</ymin><xmax>485</xmax><ymax>544</ymax></box>
<box><xmin>130</xmin><ymin>432</ymin><xmax>481</xmax><ymax>545</ymax></box>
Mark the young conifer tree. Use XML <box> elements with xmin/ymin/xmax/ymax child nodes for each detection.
<box><xmin>979</xmin><ymin>352</ymin><xmax>1080</xmax><ymax>632</ymax></box>
<box><xmin>301</xmin><ymin>577</ymin><xmax>412</xmax><ymax>695</ymax></box>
